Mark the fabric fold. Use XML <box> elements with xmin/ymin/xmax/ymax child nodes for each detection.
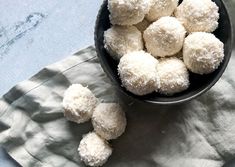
<box><xmin>0</xmin><ymin>46</ymin><xmax>235</xmax><ymax>167</ymax></box>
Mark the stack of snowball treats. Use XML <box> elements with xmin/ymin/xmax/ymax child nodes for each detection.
<box><xmin>63</xmin><ymin>0</ymin><xmax>224</xmax><ymax>166</ymax></box>
<box><xmin>105</xmin><ymin>0</ymin><xmax>224</xmax><ymax>96</ymax></box>
<box><xmin>62</xmin><ymin>84</ymin><xmax>127</xmax><ymax>166</ymax></box>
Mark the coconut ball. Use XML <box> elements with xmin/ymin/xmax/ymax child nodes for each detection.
<box><xmin>146</xmin><ymin>0</ymin><xmax>179</xmax><ymax>22</ymax></box>
<box><xmin>78</xmin><ymin>132</ymin><xmax>112</xmax><ymax>167</ymax></box>
<box><xmin>92</xmin><ymin>103</ymin><xmax>126</xmax><ymax>140</ymax></box>
<box><xmin>62</xmin><ymin>84</ymin><xmax>98</xmax><ymax>123</ymax></box>
<box><xmin>144</xmin><ymin>16</ymin><xmax>186</xmax><ymax>58</ymax></box>
<box><xmin>183</xmin><ymin>32</ymin><xmax>224</xmax><ymax>75</ymax></box>
<box><xmin>158</xmin><ymin>57</ymin><xmax>189</xmax><ymax>95</ymax></box>
<box><xmin>118</xmin><ymin>51</ymin><xmax>160</xmax><ymax>96</ymax></box>
<box><xmin>175</xmin><ymin>0</ymin><xmax>219</xmax><ymax>32</ymax></box>
<box><xmin>134</xmin><ymin>18</ymin><xmax>151</xmax><ymax>32</ymax></box>
<box><xmin>104</xmin><ymin>26</ymin><xmax>143</xmax><ymax>60</ymax></box>
<box><xmin>108</xmin><ymin>0</ymin><xmax>153</xmax><ymax>25</ymax></box>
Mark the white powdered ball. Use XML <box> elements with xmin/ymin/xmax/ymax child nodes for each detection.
<box><xmin>158</xmin><ymin>57</ymin><xmax>189</xmax><ymax>95</ymax></box>
<box><xmin>118</xmin><ymin>51</ymin><xmax>160</xmax><ymax>96</ymax></box>
<box><xmin>78</xmin><ymin>132</ymin><xmax>112</xmax><ymax>167</ymax></box>
<box><xmin>108</xmin><ymin>0</ymin><xmax>153</xmax><ymax>25</ymax></box>
<box><xmin>183</xmin><ymin>32</ymin><xmax>224</xmax><ymax>75</ymax></box>
<box><xmin>134</xmin><ymin>18</ymin><xmax>151</xmax><ymax>32</ymax></box>
<box><xmin>62</xmin><ymin>84</ymin><xmax>98</xmax><ymax>123</ymax></box>
<box><xmin>146</xmin><ymin>0</ymin><xmax>179</xmax><ymax>22</ymax></box>
<box><xmin>144</xmin><ymin>16</ymin><xmax>186</xmax><ymax>57</ymax></box>
<box><xmin>104</xmin><ymin>26</ymin><xmax>143</xmax><ymax>60</ymax></box>
<box><xmin>175</xmin><ymin>0</ymin><xmax>219</xmax><ymax>32</ymax></box>
<box><xmin>92</xmin><ymin>103</ymin><xmax>127</xmax><ymax>140</ymax></box>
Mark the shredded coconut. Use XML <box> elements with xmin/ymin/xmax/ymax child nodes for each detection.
<box><xmin>183</xmin><ymin>32</ymin><xmax>224</xmax><ymax>75</ymax></box>
<box><xmin>175</xmin><ymin>0</ymin><xmax>219</xmax><ymax>32</ymax></box>
<box><xmin>118</xmin><ymin>50</ymin><xmax>160</xmax><ymax>96</ymax></box>
<box><xmin>144</xmin><ymin>16</ymin><xmax>186</xmax><ymax>57</ymax></box>
<box><xmin>78</xmin><ymin>132</ymin><xmax>112</xmax><ymax>167</ymax></box>
<box><xmin>146</xmin><ymin>0</ymin><xmax>179</xmax><ymax>22</ymax></box>
<box><xmin>108</xmin><ymin>0</ymin><xmax>153</xmax><ymax>25</ymax></box>
<box><xmin>92</xmin><ymin>103</ymin><xmax>127</xmax><ymax>140</ymax></box>
<box><xmin>104</xmin><ymin>26</ymin><xmax>143</xmax><ymax>60</ymax></box>
<box><xmin>157</xmin><ymin>57</ymin><xmax>189</xmax><ymax>95</ymax></box>
<box><xmin>62</xmin><ymin>84</ymin><xmax>98</xmax><ymax>123</ymax></box>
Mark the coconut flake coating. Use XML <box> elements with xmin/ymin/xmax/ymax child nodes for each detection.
<box><xmin>92</xmin><ymin>103</ymin><xmax>127</xmax><ymax>140</ymax></box>
<box><xmin>108</xmin><ymin>0</ymin><xmax>152</xmax><ymax>25</ymax></box>
<box><xmin>146</xmin><ymin>0</ymin><xmax>179</xmax><ymax>22</ymax></box>
<box><xmin>158</xmin><ymin>57</ymin><xmax>189</xmax><ymax>95</ymax></box>
<box><xmin>78</xmin><ymin>132</ymin><xmax>112</xmax><ymax>167</ymax></box>
<box><xmin>175</xmin><ymin>0</ymin><xmax>219</xmax><ymax>32</ymax></box>
<box><xmin>104</xmin><ymin>26</ymin><xmax>143</xmax><ymax>60</ymax></box>
<box><xmin>118</xmin><ymin>51</ymin><xmax>160</xmax><ymax>96</ymax></box>
<box><xmin>183</xmin><ymin>32</ymin><xmax>224</xmax><ymax>75</ymax></box>
<box><xmin>62</xmin><ymin>84</ymin><xmax>98</xmax><ymax>123</ymax></box>
<box><xmin>144</xmin><ymin>16</ymin><xmax>186</xmax><ymax>58</ymax></box>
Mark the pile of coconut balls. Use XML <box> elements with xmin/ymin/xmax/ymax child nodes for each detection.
<box><xmin>104</xmin><ymin>0</ymin><xmax>224</xmax><ymax>96</ymax></box>
<box><xmin>62</xmin><ymin>84</ymin><xmax>127</xmax><ymax>166</ymax></box>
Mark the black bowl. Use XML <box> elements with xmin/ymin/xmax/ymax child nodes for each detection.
<box><xmin>95</xmin><ymin>0</ymin><xmax>233</xmax><ymax>105</ymax></box>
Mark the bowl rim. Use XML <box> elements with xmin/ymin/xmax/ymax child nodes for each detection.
<box><xmin>94</xmin><ymin>0</ymin><xmax>234</xmax><ymax>105</ymax></box>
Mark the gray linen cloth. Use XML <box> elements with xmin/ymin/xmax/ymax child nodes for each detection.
<box><xmin>0</xmin><ymin>46</ymin><xmax>235</xmax><ymax>167</ymax></box>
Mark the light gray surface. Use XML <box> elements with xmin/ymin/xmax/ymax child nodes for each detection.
<box><xmin>0</xmin><ymin>0</ymin><xmax>102</xmax><ymax>95</ymax></box>
<box><xmin>0</xmin><ymin>46</ymin><xmax>235</xmax><ymax>167</ymax></box>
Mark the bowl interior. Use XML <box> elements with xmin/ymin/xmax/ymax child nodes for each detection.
<box><xmin>95</xmin><ymin>0</ymin><xmax>233</xmax><ymax>104</ymax></box>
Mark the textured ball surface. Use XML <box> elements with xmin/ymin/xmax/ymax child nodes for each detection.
<box><xmin>146</xmin><ymin>0</ymin><xmax>179</xmax><ymax>22</ymax></box>
<box><xmin>158</xmin><ymin>57</ymin><xmax>189</xmax><ymax>95</ymax></box>
<box><xmin>144</xmin><ymin>16</ymin><xmax>186</xmax><ymax>57</ymax></box>
<box><xmin>62</xmin><ymin>84</ymin><xmax>98</xmax><ymax>123</ymax></box>
<box><xmin>108</xmin><ymin>0</ymin><xmax>152</xmax><ymax>25</ymax></box>
<box><xmin>104</xmin><ymin>26</ymin><xmax>143</xmax><ymax>60</ymax></box>
<box><xmin>78</xmin><ymin>132</ymin><xmax>112</xmax><ymax>167</ymax></box>
<box><xmin>92</xmin><ymin>103</ymin><xmax>127</xmax><ymax>140</ymax></box>
<box><xmin>183</xmin><ymin>32</ymin><xmax>224</xmax><ymax>75</ymax></box>
<box><xmin>175</xmin><ymin>0</ymin><xmax>219</xmax><ymax>32</ymax></box>
<box><xmin>118</xmin><ymin>51</ymin><xmax>160</xmax><ymax>96</ymax></box>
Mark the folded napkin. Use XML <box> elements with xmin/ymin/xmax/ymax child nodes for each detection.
<box><xmin>0</xmin><ymin>46</ymin><xmax>235</xmax><ymax>167</ymax></box>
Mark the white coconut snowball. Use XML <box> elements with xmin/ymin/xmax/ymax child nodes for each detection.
<box><xmin>62</xmin><ymin>84</ymin><xmax>98</xmax><ymax>123</ymax></box>
<box><xmin>175</xmin><ymin>0</ymin><xmax>219</xmax><ymax>32</ymax></box>
<box><xmin>104</xmin><ymin>26</ymin><xmax>143</xmax><ymax>60</ymax></box>
<box><xmin>78</xmin><ymin>132</ymin><xmax>112</xmax><ymax>167</ymax></box>
<box><xmin>108</xmin><ymin>0</ymin><xmax>153</xmax><ymax>25</ymax></box>
<box><xmin>134</xmin><ymin>18</ymin><xmax>151</xmax><ymax>32</ymax></box>
<box><xmin>92</xmin><ymin>103</ymin><xmax>126</xmax><ymax>140</ymax></box>
<box><xmin>183</xmin><ymin>32</ymin><xmax>224</xmax><ymax>75</ymax></box>
<box><xmin>146</xmin><ymin>0</ymin><xmax>179</xmax><ymax>22</ymax></box>
<box><xmin>118</xmin><ymin>51</ymin><xmax>160</xmax><ymax>96</ymax></box>
<box><xmin>144</xmin><ymin>16</ymin><xmax>186</xmax><ymax>58</ymax></box>
<box><xmin>158</xmin><ymin>57</ymin><xmax>189</xmax><ymax>95</ymax></box>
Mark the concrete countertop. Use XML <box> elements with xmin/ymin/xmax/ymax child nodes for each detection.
<box><xmin>0</xmin><ymin>0</ymin><xmax>102</xmax><ymax>95</ymax></box>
